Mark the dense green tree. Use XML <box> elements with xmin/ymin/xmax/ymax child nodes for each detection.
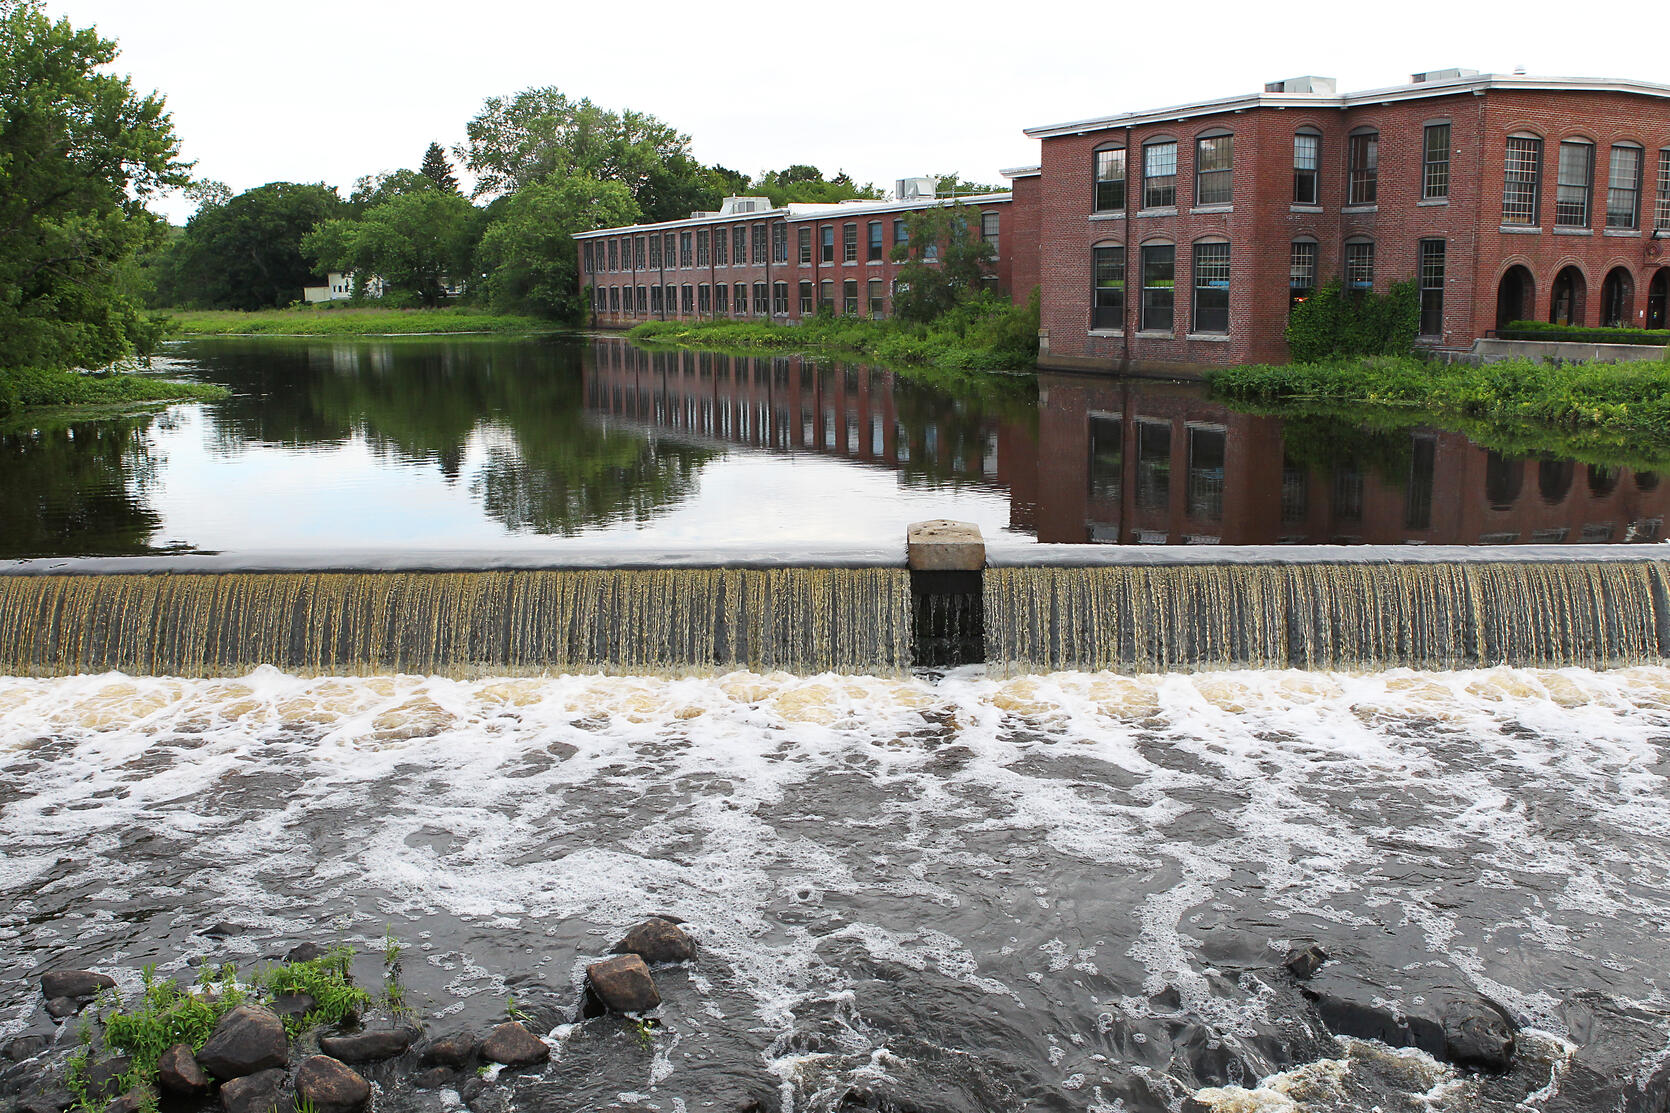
<box><xmin>0</xmin><ymin>1</ymin><xmax>187</xmax><ymax>372</ymax></box>
<box><xmin>164</xmin><ymin>182</ymin><xmax>343</xmax><ymax>309</ymax></box>
<box><xmin>752</xmin><ymin>165</ymin><xmax>883</xmax><ymax>206</ymax></box>
<box><xmin>459</xmin><ymin>87</ymin><xmax>718</xmax><ymax>220</ymax></box>
<box><xmin>420</xmin><ymin>141</ymin><xmax>459</xmax><ymax>193</ymax></box>
<box><xmin>930</xmin><ymin>172</ymin><xmax>1003</xmax><ymax>197</ymax></box>
<box><xmin>474</xmin><ymin>175</ymin><xmax>639</xmax><ymax>320</ymax></box>
<box><xmin>889</xmin><ymin>202</ymin><xmax>996</xmax><ymax>323</ymax></box>
<box><xmin>348</xmin><ymin>168</ymin><xmax>434</xmax><ymax>211</ymax></box>
<box><xmin>304</xmin><ymin>190</ymin><xmax>476</xmax><ymax>306</ymax></box>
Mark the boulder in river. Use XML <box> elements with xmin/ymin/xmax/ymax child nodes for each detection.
<box><xmin>284</xmin><ymin>943</ymin><xmax>327</xmax><ymax>964</ymax></box>
<box><xmin>417</xmin><ymin>1030</ymin><xmax>479</xmax><ymax>1068</ymax></box>
<box><xmin>196</xmin><ymin>1004</ymin><xmax>289</xmax><ymax>1080</ymax></box>
<box><xmin>38</xmin><ymin>972</ymin><xmax>114</xmax><ymax>1001</ymax></box>
<box><xmin>1282</xmin><ymin>943</ymin><xmax>1329</xmax><ymax>980</ymax></box>
<box><xmin>294</xmin><ymin>1055</ymin><xmax>370</xmax><ymax>1113</ymax></box>
<box><xmin>157</xmin><ymin>1043</ymin><xmax>210</xmax><ymax>1097</ymax></box>
<box><xmin>480</xmin><ymin>1021</ymin><xmax>549</xmax><ymax>1068</ymax></box>
<box><xmin>1300</xmin><ymin>960</ymin><xmax>1517</xmax><ymax>1071</ymax></box>
<box><xmin>318</xmin><ymin>1028</ymin><xmax>415</xmax><ymax>1063</ymax></box>
<box><xmin>611</xmin><ymin>918</ymin><xmax>696</xmax><ymax>965</ymax></box>
<box><xmin>270</xmin><ymin>993</ymin><xmax>316</xmax><ymax>1023</ymax></box>
<box><xmin>218</xmin><ymin>1068</ymin><xmax>291</xmax><ymax>1113</ymax></box>
<box><xmin>586</xmin><ymin>955</ymin><xmax>662</xmax><ymax>1013</ymax></box>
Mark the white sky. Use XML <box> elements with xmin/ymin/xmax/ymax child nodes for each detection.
<box><xmin>48</xmin><ymin>0</ymin><xmax>1670</xmax><ymax>225</ymax></box>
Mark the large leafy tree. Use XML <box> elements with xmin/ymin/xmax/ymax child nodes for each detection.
<box><xmin>474</xmin><ymin>176</ymin><xmax>639</xmax><ymax>320</ymax></box>
<box><xmin>889</xmin><ymin>202</ymin><xmax>996</xmax><ymax>323</ymax></box>
<box><xmin>0</xmin><ymin>1</ymin><xmax>188</xmax><ymax>372</ymax></box>
<box><xmin>304</xmin><ymin>190</ymin><xmax>477</xmax><ymax>307</ymax></box>
<box><xmin>164</xmin><ymin>182</ymin><xmax>344</xmax><ymax>309</ymax></box>
<box><xmin>752</xmin><ymin>165</ymin><xmax>883</xmax><ymax>207</ymax></box>
<box><xmin>459</xmin><ymin>88</ymin><xmax>721</xmax><ymax>221</ymax></box>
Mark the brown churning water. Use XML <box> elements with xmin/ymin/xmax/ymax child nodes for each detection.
<box><xmin>0</xmin><ymin>568</ymin><xmax>913</xmax><ymax>678</ymax></box>
<box><xmin>985</xmin><ymin>561</ymin><xmax>1670</xmax><ymax>673</ymax></box>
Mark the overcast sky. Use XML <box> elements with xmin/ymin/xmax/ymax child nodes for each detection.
<box><xmin>49</xmin><ymin>0</ymin><xmax>1670</xmax><ymax>224</ymax></box>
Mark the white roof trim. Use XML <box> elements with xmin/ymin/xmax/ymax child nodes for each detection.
<box><xmin>1001</xmin><ymin>165</ymin><xmax>1041</xmax><ymax>178</ymax></box>
<box><xmin>575</xmin><ymin>192</ymin><xmax>1013</xmax><ymax>239</ymax></box>
<box><xmin>1022</xmin><ymin>74</ymin><xmax>1670</xmax><ymax>139</ymax></box>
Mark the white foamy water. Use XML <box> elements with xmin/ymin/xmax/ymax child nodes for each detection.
<box><xmin>4</xmin><ymin>666</ymin><xmax>1670</xmax><ymax>1111</ymax></box>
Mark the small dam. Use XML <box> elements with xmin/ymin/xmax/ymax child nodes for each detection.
<box><xmin>1</xmin><ymin>527</ymin><xmax>1666</xmax><ymax>677</ymax></box>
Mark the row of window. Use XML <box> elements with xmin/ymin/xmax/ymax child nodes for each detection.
<box><xmin>590</xmin><ymin>278</ymin><xmax>896</xmax><ymax>318</ymax></box>
<box><xmin>1093</xmin><ymin>133</ymin><xmax>1234</xmax><ymax>213</ymax></box>
<box><xmin>1089</xmin><ymin>237</ymin><xmax>1448</xmax><ymax>337</ymax></box>
<box><xmin>585</xmin><ymin>211</ymin><xmax>1004</xmax><ymax>275</ymax></box>
<box><xmin>1500</xmin><ymin>138</ymin><xmax>1670</xmax><ymax>232</ymax></box>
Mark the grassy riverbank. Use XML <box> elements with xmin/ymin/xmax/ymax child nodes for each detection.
<box><xmin>163</xmin><ymin>307</ymin><xmax>553</xmax><ymax>336</ymax></box>
<box><xmin>625</xmin><ymin>296</ymin><xmax>1039</xmax><ymax>373</ymax></box>
<box><xmin>1209</xmin><ymin>354</ymin><xmax>1670</xmax><ymax>469</ymax></box>
<box><xmin>0</xmin><ymin>366</ymin><xmax>228</xmax><ymax>422</ymax></box>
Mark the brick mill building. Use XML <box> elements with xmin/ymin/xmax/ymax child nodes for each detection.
<box><xmin>574</xmin><ymin>178</ymin><xmax>1029</xmax><ymax>328</ymax></box>
<box><xmin>576</xmin><ymin>71</ymin><xmax>1670</xmax><ymax>371</ymax></box>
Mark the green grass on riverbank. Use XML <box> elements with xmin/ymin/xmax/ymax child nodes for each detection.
<box><xmin>162</xmin><ymin>307</ymin><xmax>554</xmax><ymax>337</ymax></box>
<box><xmin>1209</xmin><ymin>354</ymin><xmax>1670</xmax><ymax>469</ymax></box>
<box><xmin>625</xmin><ymin>295</ymin><xmax>1039</xmax><ymax>373</ymax></box>
<box><xmin>0</xmin><ymin>366</ymin><xmax>228</xmax><ymax>422</ymax></box>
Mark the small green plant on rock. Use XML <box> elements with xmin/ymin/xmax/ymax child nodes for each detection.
<box><xmin>630</xmin><ymin>1016</ymin><xmax>657</xmax><ymax>1050</ymax></box>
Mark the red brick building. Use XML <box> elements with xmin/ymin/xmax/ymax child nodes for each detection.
<box><xmin>1025</xmin><ymin>71</ymin><xmax>1670</xmax><ymax>372</ymax></box>
<box><xmin>574</xmin><ymin>179</ymin><xmax>1030</xmax><ymax>327</ymax></box>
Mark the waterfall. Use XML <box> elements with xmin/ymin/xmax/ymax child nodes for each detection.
<box><xmin>984</xmin><ymin>560</ymin><xmax>1670</xmax><ymax>672</ymax></box>
<box><xmin>0</xmin><ymin>568</ymin><xmax>912</xmax><ymax>678</ymax></box>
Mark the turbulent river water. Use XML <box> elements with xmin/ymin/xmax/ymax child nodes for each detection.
<box><xmin>5</xmin><ymin>665</ymin><xmax>1670</xmax><ymax>1112</ymax></box>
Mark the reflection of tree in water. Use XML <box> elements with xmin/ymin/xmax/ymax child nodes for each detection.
<box><xmin>186</xmin><ymin>336</ymin><xmax>717</xmax><ymax>535</ymax></box>
<box><xmin>887</xmin><ymin>369</ymin><xmax>1036</xmax><ymax>488</ymax></box>
<box><xmin>0</xmin><ymin>415</ymin><xmax>169</xmax><ymax>556</ymax></box>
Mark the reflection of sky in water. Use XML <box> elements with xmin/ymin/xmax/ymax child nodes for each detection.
<box><xmin>149</xmin><ymin>407</ymin><xmax>1017</xmax><ymax>553</ymax></box>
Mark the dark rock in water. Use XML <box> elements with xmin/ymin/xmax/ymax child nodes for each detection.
<box><xmin>412</xmin><ymin>1067</ymin><xmax>456</xmax><ymax>1090</ymax></box>
<box><xmin>1443</xmin><ymin>1002</ymin><xmax>1515</xmax><ymax>1071</ymax></box>
<box><xmin>1543</xmin><ymin>992</ymin><xmax>1670</xmax><ymax>1113</ymax></box>
<box><xmin>157</xmin><ymin>1043</ymin><xmax>209</xmax><ymax>1097</ymax></box>
<box><xmin>479</xmin><ymin>1022</ymin><xmax>548</xmax><ymax>1067</ymax></box>
<box><xmin>85</xmin><ymin>1056</ymin><xmax>132</xmax><ymax>1103</ymax></box>
<box><xmin>197</xmin><ymin>1004</ymin><xmax>289</xmax><ymax>1080</ymax></box>
<box><xmin>103</xmin><ymin>1086</ymin><xmax>151</xmax><ymax>1113</ymax></box>
<box><xmin>284</xmin><ymin>943</ymin><xmax>327</xmax><ymax>964</ymax></box>
<box><xmin>612</xmin><ymin>917</ymin><xmax>696</xmax><ymax>965</ymax></box>
<box><xmin>294</xmin><ymin>1055</ymin><xmax>370</xmax><ymax>1113</ymax></box>
<box><xmin>586</xmin><ymin>955</ymin><xmax>661</xmax><ymax>1013</ymax></box>
<box><xmin>218</xmin><ymin>1068</ymin><xmax>292</xmax><ymax>1113</ymax></box>
<box><xmin>43</xmin><ymin>999</ymin><xmax>83</xmax><ymax>1021</ymax></box>
<box><xmin>199</xmin><ymin>922</ymin><xmax>243</xmax><ymax>939</ymax></box>
<box><xmin>270</xmin><ymin>993</ymin><xmax>315</xmax><ymax>1022</ymax></box>
<box><xmin>3</xmin><ymin>1035</ymin><xmax>49</xmax><ymax>1062</ymax></box>
<box><xmin>1283</xmin><ymin>943</ymin><xmax>1329</xmax><ymax>980</ymax></box>
<box><xmin>417</xmin><ymin>1031</ymin><xmax>479</xmax><ymax>1068</ymax></box>
<box><xmin>318</xmin><ymin>1028</ymin><xmax>414</xmax><ymax>1063</ymax></box>
<box><xmin>38</xmin><ymin>972</ymin><xmax>114</xmax><ymax>1001</ymax></box>
<box><xmin>14</xmin><ymin>1090</ymin><xmax>75</xmax><ymax>1113</ymax></box>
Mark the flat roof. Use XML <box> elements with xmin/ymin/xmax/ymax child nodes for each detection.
<box><xmin>1023</xmin><ymin>74</ymin><xmax>1670</xmax><ymax>139</ymax></box>
<box><xmin>574</xmin><ymin>191</ymin><xmax>1012</xmax><ymax>239</ymax></box>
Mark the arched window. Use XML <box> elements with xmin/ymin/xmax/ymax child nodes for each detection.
<box><xmin>1093</xmin><ymin>146</ymin><xmax>1127</xmax><ymax>213</ymax></box>
<box><xmin>1293</xmin><ymin>129</ymin><xmax>1321</xmax><ymax>204</ymax></box>
<box><xmin>1142</xmin><ymin>137</ymin><xmax>1177</xmax><ymax>209</ymax></box>
<box><xmin>1091</xmin><ymin>243</ymin><xmax>1125</xmax><ymax>331</ymax></box>
<box><xmin>1289</xmin><ymin>239</ymin><xmax>1317</xmax><ymax>310</ymax></box>
<box><xmin>1195</xmin><ymin>130</ymin><xmax>1233</xmax><ymax>206</ymax></box>
<box><xmin>1502</xmin><ymin>132</ymin><xmax>1544</xmax><ymax>226</ymax></box>
<box><xmin>1556</xmin><ymin>140</ymin><xmax>1595</xmax><ymax>227</ymax></box>
<box><xmin>1191</xmin><ymin>239</ymin><xmax>1230</xmax><ymax>334</ymax></box>
<box><xmin>1344</xmin><ymin>238</ymin><xmax>1374</xmax><ymax>292</ymax></box>
<box><xmin>1347</xmin><ymin>128</ymin><xmax>1378</xmax><ymax>205</ymax></box>
<box><xmin>1607</xmin><ymin>143</ymin><xmax>1643</xmax><ymax>229</ymax></box>
<box><xmin>1140</xmin><ymin>241</ymin><xmax>1175</xmax><ymax>331</ymax></box>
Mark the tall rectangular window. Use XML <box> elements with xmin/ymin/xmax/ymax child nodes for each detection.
<box><xmin>1345</xmin><ymin>241</ymin><xmax>1374</xmax><ymax>292</ymax></box>
<box><xmin>981</xmin><ymin>212</ymin><xmax>1000</xmax><ymax>252</ymax></box>
<box><xmin>1293</xmin><ymin>133</ymin><xmax>1319</xmax><ymax>204</ymax></box>
<box><xmin>1143</xmin><ymin>141</ymin><xmax>1177</xmax><ymax>208</ymax></box>
<box><xmin>1608</xmin><ymin>145</ymin><xmax>1642</xmax><ymax>229</ymax></box>
<box><xmin>1135</xmin><ymin>419</ymin><xmax>1170</xmax><ymax>510</ymax></box>
<box><xmin>867</xmin><ymin>221</ymin><xmax>883</xmax><ymax>261</ymax></box>
<box><xmin>1289</xmin><ymin>241</ymin><xmax>1317</xmax><ymax>309</ymax></box>
<box><xmin>680</xmin><ymin>285</ymin><xmax>693</xmax><ymax>313</ymax></box>
<box><xmin>1347</xmin><ymin>132</ymin><xmax>1378</xmax><ymax>205</ymax></box>
<box><xmin>1140</xmin><ymin>244</ymin><xmax>1175</xmax><ymax>332</ymax></box>
<box><xmin>842</xmin><ymin>223</ymin><xmax>858</xmax><ymax>262</ymax></box>
<box><xmin>868</xmin><ymin>278</ymin><xmax>884</xmax><ymax>317</ymax></box>
<box><xmin>1088</xmin><ymin>415</ymin><xmax>1122</xmax><ymax>501</ymax></box>
<box><xmin>773</xmin><ymin>281</ymin><xmax>788</xmax><ymax>314</ymax></box>
<box><xmin>637</xmin><ymin>286</ymin><xmax>647</xmax><ymax>314</ymax></box>
<box><xmin>1187</xmin><ymin>425</ymin><xmax>1226</xmax><ymax>522</ymax></box>
<box><xmin>754</xmin><ymin>282</ymin><xmax>767</xmax><ymax>316</ymax></box>
<box><xmin>798</xmin><ymin>226</ymin><xmax>812</xmax><ymax>264</ymax></box>
<box><xmin>819</xmin><ymin>279</ymin><xmax>834</xmax><ymax>313</ymax></box>
<box><xmin>1094</xmin><ymin>148</ymin><xmax>1127</xmax><ymax>212</ymax></box>
<box><xmin>772</xmin><ymin>223</ymin><xmax>788</xmax><ymax>263</ymax></box>
<box><xmin>752</xmin><ymin>224</ymin><xmax>767</xmax><ymax>264</ymax></box>
<box><xmin>714</xmin><ymin>228</ymin><xmax>728</xmax><ymax>266</ymax></box>
<box><xmin>679</xmin><ymin>232</ymin><xmax>693</xmax><ymax>267</ymax></box>
<box><xmin>799</xmin><ymin>280</ymin><xmax>813</xmax><ymax>314</ymax></box>
<box><xmin>1502</xmin><ymin>136</ymin><xmax>1542</xmax><ymax>225</ymax></box>
<box><xmin>1656</xmin><ymin>149</ymin><xmax>1670</xmax><ymax>231</ymax></box>
<box><xmin>734</xmin><ymin>282</ymin><xmax>747</xmax><ymax>314</ymax></box>
<box><xmin>650</xmin><ymin>285</ymin><xmax>662</xmax><ymax>312</ymax></box>
<box><xmin>649</xmin><ymin>235</ymin><xmax>661</xmax><ymax>269</ymax></box>
<box><xmin>893</xmin><ymin>219</ymin><xmax>908</xmax><ymax>252</ymax></box>
<box><xmin>696</xmin><ymin>229</ymin><xmax>710</xmax><ymax>266</ymax></box>
<box><xmin>663</xmin><ymin>233</ymin><xmax>676</xmax><ymax>268</ymax></box>
<box><xmin>664</xmin><ymin>284</ymin><xmax>674</xmax><ymax>311</ymax></box>
<box><xmin>583</xmin><ymin>242</ymin><xmax>595</xmax><ymax>273</ymax></box>
<box><xmin>1556</xmin><ymin>141</ymin><xmax>1593</xmax><ymax>227</ymax></box>
<box><xmin>843</xmin><ymin>278</ymin><xmax>858</xmax><ymax>315</ymax></box>
<box><xmin>734</xmin><ymin>226</ymin><xmax>748</xmax><ymax>264</ymax></box>
<box><xmin>1418</xmin><ymin>238</ymin><xmax>1446</xmax><ymax>337</ymax></box>
<box><xmin>1195</xmin><ymin>135</ymin><xmax>1233</xmax><ymax>206</ymax></box>
<box><xmin>634</xmin><ymin>237</ymin><xmax>646</xmax><ymax>269</ymax></box>
<box><xmin>1191</xmin><ymin>242</ymin><xmax>1230</xmax><ymax>334</ymax></box>
<box><xmin>821</xmin><ymin>225</ymin><xmax>834</xmax><ymax>263</ymax></box>
<box><xmin>1423</xmin><ymin>123</ymin><xmax>1451</xmax><ymax>199</ymax></box>
<box><xmin>715</xmin><ymin>284</ymin><xmax>728</xmax><ymax>315</ymax></box>
<box><xmin>1092</xmin><ymin>245</ymin><xmax>1124</xmax><ymax>330</ymax></box>
<box><xmin>697</xmin><ymin>283</ymin><xmax>710</xmax><ymax>313</ymax></box>
<box><xmin>607</xmin><ymin>240</ymin><xmax>618</xmax><ymax>271</ymax></box>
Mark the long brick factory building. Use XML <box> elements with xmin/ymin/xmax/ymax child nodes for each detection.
<box><xmin>576</xmin><ymin>69</ymin><xmax>1670</xmax><ymax>372</ymax></box>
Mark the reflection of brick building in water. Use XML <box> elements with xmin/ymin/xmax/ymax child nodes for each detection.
<box><xmin>1032</xmin><ymin>373</ymin><xmax>1668</xmax><ymax>545</ymax></box>
<box><xmin>582</xmin><ymin>339</ymin><xmax>1040</xmax><ymax>534</ymax></box>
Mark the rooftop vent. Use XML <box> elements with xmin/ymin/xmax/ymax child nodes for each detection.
<box><xmin>719</xmin><ymin>196</ymin><xmax>772</xmax><ymax>215</ymax></box>
<box><xmin>1264</xmin><ymin>76</ymin><xmax>1336</xmax><ymax>94</ymax></box>
<box><xmin>1411</xmin><ymin>68</ymin><xmax>1479</xmax><ymax>84</ymax></box>
<box><xmin>895</xmin><ymin>177</ymin><xmax>938</xmax><ymax>202</ymax></box>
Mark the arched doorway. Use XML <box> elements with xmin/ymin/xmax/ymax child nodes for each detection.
<box><xmin>1496</xmin><ymin>266</ymin><xmax>1534</xmax><ymax>331</ymax></box>
<box><xmin>1550</xmin><ymin>266</ymin><xmax>1586</xmax><ymax>326</ymax></box>
<box><xmin>1601</xmin><ymin>267</ymin><xmax>1635</xmax><ymax>328</ymax></box>
<box><xmin>1539</xmin><ymin>459</ymin><xmax>1574</xmax><ymax>504</ymax></box>
<box><xmin>1649</xmin><ymin>268</ymin><xmax>1669</xmax><ymax>330</ymax></box>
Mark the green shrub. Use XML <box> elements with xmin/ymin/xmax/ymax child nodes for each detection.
<box><xmin>1499</xmin><ymin>320</ymin><xmax>1670</xmax><ymax>346</ymax></box>
<box><xmin>1285</xmin><ymin>280</ymin><xmax>1420</xmax><ymax>362</ymax></box>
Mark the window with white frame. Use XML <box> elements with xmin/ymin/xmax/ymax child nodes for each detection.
<box><xmin>1289</xmin><ymin>240</ymin><xmax>1317</xmax><ymax>309</ymax></box>
<box><xmin>1556</xmin><ymin>141</ymin><xmax>1594</xmax><ymax>227</ymax></box>
<box><xmin>1092</xmin><ymin>244</ymin><xmax>1124</xmax><ymax>331</ymax></box>
<box><xmin>1143</xmin><ymin>140</ymin><xmax>1177</xmax><ymax>208</ymax></box>
<box><xmin>1293</xmin><ymin>131</ymin><xmax>1320</xmax><ymax>205</ymax></box>
<box><xmin>1140</xmin><ymin>243</ymin><xmax>1175</xmax><ymax>331</ymax></box>
<box><xmin>1094</xmin><ymin>147</ymin><xmax>1127</xmax><ymax>212</ymax></box>
<box><xmin>1192</xmin><ymin>242</ymin><xmax>1230</xmax><ymax>333</ymax></box>
<box><xmin>1345</xmin><ymin>240</ymin><xmax>1374</xmax><ymax>292</ymax></box>
<box><xmin>1502</xmin><ymin>135</ymin><xmax>1543</xmax><ymax>225</ymax></box>
<box><xmin>1195</xmin><ymin>134</ymin><xmax>1233</xmax><ymax>206</ymax></box>
<box><xmin>1607</xmin><ymin>144</ymin><xmax>1643</xmax><ymax>229</ymax></box>
<box><xmin>1423</xmin><ymin>123</ymin><xmax>1451</xmax><ymax>199</ymax></box>
<box><xmin>1347</xmin><ymin>131</ymin><xmax>1378</xmax><ymax>205</ymax></box>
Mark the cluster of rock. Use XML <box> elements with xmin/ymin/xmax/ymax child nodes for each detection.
<box><xmin>11</xmin><ymin>917</ymin><xmax>697</xmax><ymax>1113</ymax></box>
